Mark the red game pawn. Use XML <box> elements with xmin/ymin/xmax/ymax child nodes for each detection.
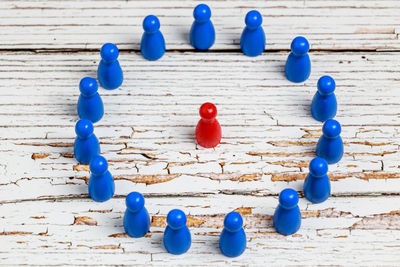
<box><xmin>196</xmin><ymin>102</ymin><xmax>221</xmax><ymax>148</ymax></box>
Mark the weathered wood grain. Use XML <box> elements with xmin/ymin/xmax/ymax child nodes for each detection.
<box><xmin>1</xmin><ymin>0</ymin><xmax>399</xmax><ymax>264</ymax></box>
<box><xmin>0</xmin><ymin>51</ymin><xmax>399</xmax><ymax>202</ymax></box>
<box><xmin>1</xmin><ymin>195</ymin><xmax>400</xmax><ymax>265</ymax></box>
<box><xmin>0</xmin><ymin>0</ymin><xmax>399</xmax><ymax>51</ymax></box>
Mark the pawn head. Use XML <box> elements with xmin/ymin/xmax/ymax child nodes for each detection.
<box><xmin>89</xmin><ymin>155</ymin><xmax>108</xmax><ymax>175</ymax></box>
<box><xmin>100</xmin><ymin>43</ymin><xmax>119</xmax><ymax>63</ymax></box>
<box><xmin>279</xmin><ymin>188</ymin><xmax>299</xmax><ymax>209</ymax></box>
<box><xmin>245</xmin><ymin>10</ymin><xmax>262</xmax><ymax>30</ymax></box>
<box><xmin>143</xmin><ymin>15</ymin><xmax>160</xmax><ymax>33</ymax></box>
<box><xmin>75</xmin><ymin>119</ymin><xmax>94</xmax><ymax>139</ymax></box>
<box><xmin>199</xmin><ymin>102</ymin><xmax>217</xmax><ymax>120</ymax></box>
<box><xmin>126</xmin><ymin>192</ymin><xmax>145</xmax><ymax>213</ymax></box>
<box><xmin>309</xmin><ymin>157</ymin><xmax>328</xmax><ymax>177</ymax></box>
<box><xmin>291</xmin><ymin>36</ymin><xmax>309</xmax><ymax>56</ymax></box>
<box><xmin>193</xmin><ymin>4</ymin><xmax>211</xmax><ymax>22</ymax></box>
<box><xmin>79</xmin><ymin>77</ymin><xmax>98</xmax><ymax>96</ymax></box>
<box><xmin>166</xmin><ymin>209</ymin><xmax>187</xmax><ymax>230</ymax></box>
<box><xmin>224</xmin><ymin>211</ymin><xmax>243</xmax><ymax>232</ymax></box>
<box><xmin>322</xmin><ymin>119</ymin><xmax>341</xmax><ymax>138</ymax></box>
<box><xmin>317</xmin><ymin>76</ymin><xmax>336</xmax><ymax>95</ymax></box>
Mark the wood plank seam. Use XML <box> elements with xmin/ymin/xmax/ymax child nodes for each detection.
<box><xmin>0</xmin><ymin>48</ymin><xmax>400</xmax><ymax>53</ymax></box>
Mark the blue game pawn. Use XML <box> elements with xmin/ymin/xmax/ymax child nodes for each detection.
<box><xmin>163</xmin><ymin>209</ymin><xmax>191</xmax><ymax>255</ymax></box>
<box><xmin>88</xmin><ymin>155</ymin><xmax>115</xmax><ymax>202</ymax></box>
<box><xmin>219</xmin><ymin>211</ymin><xmax>246</xmax><ymax>257</ymax></box>
<box><xmin>141</xmin><ymin>15</ymin><xmax>165</xmax><ymax>61</ymax></box>
<box><xmin>240</xmin><ymin>10</ymin><xmax>265</xmax><ymax>57</ymax></box>
<box><xmin>285</xmin><ymin>36</ymin><xmax>311</xmax><ymax>83</ymax></box>
<box><xmin>273</xmin><ymin>188</ymin><xmax>301</xmax><ymax>235</ymax></box>
<box><xmin>77</xmin><ymin>77</ymin><xmax>104</xmax><ymax>123</ymax></box>
<box><xmin>303</xmin><ymin>157</ymin><xmax>330</xmax><ymax>203</ymax></box>
<box><xmin>123</xmin><ymin>192</ymin><xmax>150</xmax><ymax>238</ymax></box>
<box><xmin>74</xmin><ymin>119</ymin><xmax>100</xmax><ymax>164</ymax></box>
<box><xmin>97</xmin><ymin>43</ymin><xmax>123</xmax><ymax>90</ymax></box>
<box><xmin>316</xmin><ymin>119</ymin><xmax>344</xmax><ymax>164</ymax></box>
<box><xmin>190</xmin><ymin>4</ymin><xmax>215</xmax><ymax>50</ymax></box>
<box><xmin>311</xmin><ymin>76</ymin><xmax>337</xmax><ymax>122</ymax></box>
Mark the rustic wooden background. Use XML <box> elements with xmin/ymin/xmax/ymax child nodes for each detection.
<box><xmin>1</xmin><ymin>0</ymin><xmax>400</xmax><ymax>265</ymax></box>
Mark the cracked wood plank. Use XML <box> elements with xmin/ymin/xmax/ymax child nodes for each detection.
<box><xmin>1</xmin><ymin>0</ymin><xmax>399</xmax><ymax>265</ymax></box>
<box><xmin>0</xmin><ymin>195</ymin><xmax>400</xmax><ymax>265</ymax></box>
<box><xmin>0</xmin><ymin>51</ymin><xmax>400</xmax><ymax>201</ymax></box>
<box><xmin>0</xmin><ymin>0</ymin><xmax>399</xmax><ymax>50</ymax></box>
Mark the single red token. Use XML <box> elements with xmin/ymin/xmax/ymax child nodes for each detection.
<box><xmin>195</xmin><ymin>102</ymin><xmax>221</xmax><ymax>148</ymax></box>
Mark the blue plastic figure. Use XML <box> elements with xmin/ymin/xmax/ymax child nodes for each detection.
<box><xmin>88</xmin><ymin>155</ymin><xmax>115</xmax><ymax>202</ymax></box>
<box><xmin>123</xmin><ymin>192</ymin><xmax>150</xmax><ymax>238</ymax></box>
<box><xmin>303</xmin><ymin>157</ymin><xmax>330</xmax><ymax>203</ymax></box>
<box><xmin>285</xmin><ymin>36</ymin><xmax>311</xmax><ymax>83</ymax></box>
<box><xmin>141</xmin><ymin>15</ymin><xmax>166</xmax><ymax>61</ymax></box>
<box><xmin>77</xmin><ymin>77</ymin><xmax>104</xmax><ymax>123</ymax></box>
<box><xmin>163</xmin><ymin>209</ymin><xmax>191</xmax><ymax>255</ymax></box>
<box><xmin>316</xmin><ymin>119</ymin><xmax>344</xmax><ymax>164</ymax></box>
<box><xmin>219</xmin><ymin>211</ymin><xmax>246</xmax><ymax>257</ymax></box>
<box><xmin>98</xmin><ymin>43</ymin><xmax>123</xmax><ymax>90</ymax></box>
<box><xmin>273</xmin><ymin>188</ymin><xmax>301</xmax><ymax>235</ymax></box>
<box><xmin>311</xmin><ymin>76</ymin><xmax>337</xmax><ymax>122</ymax></box>
<box><xmin>240</xmin><ymin>10</ymin><xmax>265</xmax><ymax>57</ymax></box>
<box><xmin>190</xmin><ymin>4</ymin><xmax>215</xmax><ymax>50</ymax></box>
<box><xmin>74</xmin><ymin>119</ymin><xmax>100</xmax><ymax>164</ymax></box>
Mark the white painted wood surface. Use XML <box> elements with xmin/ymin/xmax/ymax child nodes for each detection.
<box><xmin>0</xmin><ymin>0</ymin><xmax>399</xmax><ymax>50</ymax></box>
<box><xmin>0</xmin><ymin>0</ymin><xmax>399</xmax><ymax>265</ymax></box>
<box><xmin>1</xmin><ymin>196</ymin><xmax>400</xmax><ymax>265</ymax></box>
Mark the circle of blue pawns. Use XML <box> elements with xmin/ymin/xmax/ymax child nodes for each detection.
<box><xmin>75</xmin><ymin>12</ymin><xmax>338</xmax><ymax>258</ymax></box>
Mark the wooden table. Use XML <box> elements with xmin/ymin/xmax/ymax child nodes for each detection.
<box><xmin>1</xmin><ymin>0</ymin><xmax>400</xmax><ymax>265</ymax></box>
